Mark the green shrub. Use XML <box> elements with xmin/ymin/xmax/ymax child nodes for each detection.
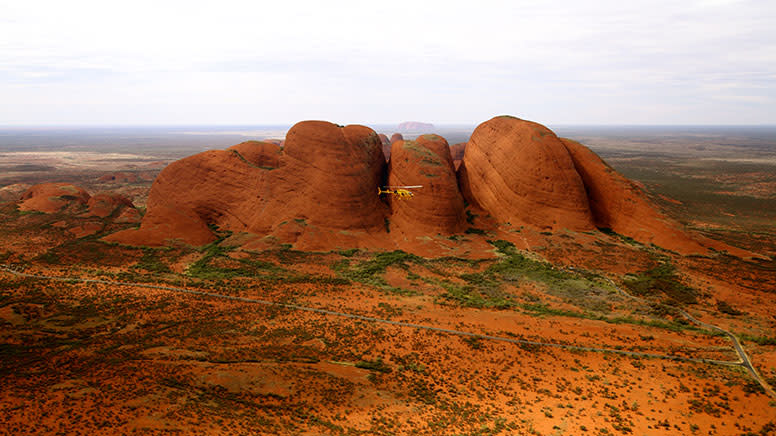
<box><xmin>334</xmin><ymin>250</ymin><xmax>421</xmax><ymax>294</ymax></box>
<box><xmin>716</xmin><ymin>300</ymin><xmax>743</xmax><ymax>316</ymax></box>
<box><xmin>624</xmin><ymin>262</ymin><xmax>697</xmax><ymax>304</ymax></box>
<box><xmin>355</xmin><ymin>358</ymin><xmax>392</xmax><ymax>373</ymax></box>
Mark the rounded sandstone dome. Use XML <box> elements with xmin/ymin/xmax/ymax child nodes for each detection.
<box><xmin>388</xmin><ymin>134</ymin><xmax>465</xmax><ymax>235</ymax></box>
<box><xmin>19</xmin><ymin>183</ymin><xmax>91</xmax><ymax>214</ymax></box>
<box><xmin>459</xmin><ymin>116</ymin><xmax>594</xmax><ymax>231</ymax></box>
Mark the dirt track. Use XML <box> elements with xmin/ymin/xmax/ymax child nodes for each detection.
<box><xmin>600</xmin><ymin>274</ymin><xmax>776</xmax><ymax>399</ymax></box>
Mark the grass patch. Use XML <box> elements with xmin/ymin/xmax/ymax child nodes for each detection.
<box><xmin>186</xmin><ymin>241</ymin><xmax>236</xmax><ymax>279</ymax></box>
<box><xmin>355</xmin><ymin>358</ymin><xmax>392</xmax><ymax>373</ymax></box>
<box><xmin>434</xmin><ymin>241</ymin><xmax>712</xmax><ymax>334</ymax></box>
<box><xmin>599</xmin><ymin>227</ymin><xmax>641</xmax><ymax>246</ymax></box>
<box><xmin>623</xmin><ymin>261</ymin><xmax>697</xmax><ymax>304</ymax></box>
<box><xmin>334</xmin><ymin>250</ymin><xmax>422</xmax><ymax>295</ymax></box>
<box><xmin>740</xmin><ymin>334</ymin><xmax>776</xmax><ymax>346</ymax></box>
<box><xmin>133</xmin><ymin>248</ymin><xmax>172</xmax><ymax>274</ymax></box>
<box><xmin>440</xmin><ymin>240</ymin><xmax>612</xmax><ymax>311</ymax></box>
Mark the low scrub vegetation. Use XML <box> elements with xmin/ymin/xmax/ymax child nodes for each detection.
<box><xmin>624</xmin><ymin>262</ymin><xmax>697</xmax><ymax>304</ymax></box>
<box><xmin>334</xmin><ymin>250</ymin><xmax>422</xmax><ymax>295</ymax></box>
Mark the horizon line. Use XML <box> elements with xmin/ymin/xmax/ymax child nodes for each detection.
<box><xmin>1</xmin><ymin>123</ymin><xmax>776</xmax><ymax>128</ymax></box>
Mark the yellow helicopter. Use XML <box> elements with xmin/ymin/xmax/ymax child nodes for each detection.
<box><xmin>377</xmin><ymin>185</ymin><xmax>423</xmax><ymax>199</ymax></box>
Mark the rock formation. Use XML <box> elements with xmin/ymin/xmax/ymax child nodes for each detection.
<box><xmin>458</xmin><ymin>116</ymin><xmax>595</xmax><ymax>231</ymax></box>
<box><xmin>105</xmin><ymin>146</ymin><xmax>270</xmax><ymax>247</ymax></box>
<box><xmin>84</xmin><ymin>193</ymin><xmax>136</xmax><ymax>218</ymax></box>
<box><xmin>388</xmin><ymin>134</ymin><xmax>466</xmax><ymax>236</ymax></box>
<box><xmin>378</xmin><ymin>134</ymin><xmax>392</xmax><ymax>161</ymax></box>
<box><xmin>104</xmin><ymin>116</ymin><xmax>748</xmax><ymax>257</ymax></box>
<box><xmin>18</xmin><ymin>183</ymin><xmax>91</xmax><ymax>214</ymax></box>
<box><xmin>449</xmin><ymin>143</ymin><xmax>466</xmax><ymax>161</ymax></box>
<box><xmin>16</xmin><ymin>183</ymin><xmax>139</xmax><ymax>237</ymax></box>
<box><xmin>559</xmin><ymin>138</ymin><xmax>708</xmax><ymax>253</ymax></box>
<box><xmin>397</xmin><ymin>121</ymin><xmax>434</xmax><ymax>132</ymax></box>
<box><xmin>106</xmin><ymin>121</ymin><xmax>388</xmax><ymax>248</ymax></box>
<box><xmin>0</xmin><ymin>184</ymin><xmax>30</xmax><ymax>203</ymax></box>
<box><xmin>449</xmin><ymin>142</ymin><xmax>466</xmax><ymax>170</ymax></box>
<box><xmin>227</xmin><ymin>141</ymin><xmax>281</xmax><ymax>168</ymax></box>
<box><xmin>390</xmin><ymin>133</ymin><xmax>404</xmax><ymax>144</ymax></box>
<box><xmin>253</xmin><ymin>121</ymin><xmax>387</xmax><ymax>237</ymax></box>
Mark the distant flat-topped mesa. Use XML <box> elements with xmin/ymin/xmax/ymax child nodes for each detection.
<box><xmin>397</xmin><ymin>121</ymin><xmax>434</xmax><ymax>132</ymax></box>
<box><xmin>105</xmin><ymin>117</ymin><xmax>748</xmax><ymax>256</ymax></box>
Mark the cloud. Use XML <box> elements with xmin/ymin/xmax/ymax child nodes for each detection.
<box><xmin>0</xmin><ymin>0</ymin><xmax>774</xmax><ymax>124</ymax></box>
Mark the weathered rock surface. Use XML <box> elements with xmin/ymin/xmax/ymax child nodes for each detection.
<box><xmin>390</xmin><ymin>133</ymin><xmax>404</xmax><ymax>144</ymax></box>
<box><xmin>378</xmin><ymin>134</ymin><xmax>392</xmax><ymax>161</ymax></box>
<box><xmin>388</xmin><ymin>134</ymin><xmax>466</xmax><ymax>236</ymax></box>
<box><xmin>114</xmin><ymin>207</ymin><xmax>142</xmax><ymax>224</ymax></box>
<box><xmin>450</xmin><ymin>142</ymin><xmax>466</xmax><ymax>170</ymax></box>
<box><xmin>0</xmin><ymin>184</ymin><xmax>30</xmax><ymax>203</ymax></box>
<box><xmin>560</xmin><ymin>138</ymin><xmax>709</xmax><ymax>254</ymax></box>
<box><xmin>251</xmin><ymin>121</ymin><xmax>388</xmax><ymax>239</ymax></box>
<box><xmin>103</xmin><ymin>116</ymin><xmax>754</xmax><ymax>257</ymax></box>
<box><xmin>458</xmin><ymin>116</ymin><xmax>594</xmax><ymax>231</ymax></box>
<box><xmin>105</xmin><ymin>148</ymin><xmax>268</xmax><ymax>246</ymax></box>
<box><xmin>85</xmin><ymin>193</ymin><xmax>136</xmax><ymax>218</ymax></box>
<box><xmin>449</xmin><ymin>142</ymin><xmax>466</xmax><ymax>161</ymax></box>
<box><xmin>18</xmin><ymin>183</ymin><xmax>91</xmax><ymax>214</ymax></box>
<box><xmin>227</xmin><ymin>141</ymin><xmax>282</xmax><ymax>169</ymax></box>
<box><xmin>16</xmin><ymin>184</ymin><xmax>140</xmax><ymax>239</ymax></box>
<box><xmin>106</xmin><ymin>121</ymin><xmax>388</xmax><ymax>248</ymax></box>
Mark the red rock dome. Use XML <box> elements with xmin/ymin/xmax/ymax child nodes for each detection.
<box><xmin>458</xmin><ymin>116</ymin><xmax>594</xmax><ymax>231</ymax></box>
<box><xmin>106</xmin><ymin>121</ymin><xmax>388</xmax><ymax>248</ymax></box>
<box><xmin>387</xmin><ymin>134</ymin><xmax>466</xmax><ymax>236</ymax></box>
<box><xmin>85</xmin><ymin>193</ymin><xmax>135</xmax><ymax>218</ymax></box>
<box><xmin>18</xmin><ymin>183</ymin><xmax>91</xmax><ymax>214</ymax></box>
<box><xmin>249</xmin><ymin>121</ymin><xmax>388</xmax><ymax>236</ymax></box>
<box><xmin>559</xmin><ymin>138</ymin><xmax>708</xmax><ymax>254</ymax></box>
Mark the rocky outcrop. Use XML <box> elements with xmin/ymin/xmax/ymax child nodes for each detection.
<box><xmin>390</xmin><ymin>133</ymin><xmax>404</xmax><ymax>144</ymax></box>
<box><xmin>105</xmin><ymin>147</ymin><xmax>269</xmax><ymax>246</ymax></box>
<box><xmin>449</xmin><ymin>143</ymin><xmax>466</xmax><ymax>161</ymax></box>
<box><xmin>227</xmin><ymin>141</ymin><xmax>281</xmax><ymax>169</ymax></box>
<box><xmin>18</xmin><ymin>183</ymin><xmax>91</xmax><ymax>214</ymax></box>
<box><xmin>397</xmin><ymin>122</ymin><xmax>434</xmax><ymax>132</ymax></box>
<box><xmin>85</xmin><ymin>193</ymin><xmax>135</xmax><ymax>218</ymax></box>
<box><xmin>0</xmin><ymin>184</ymin><xmax>30</xmax><ymax>203</ymax></box>
<box><xmin>378</xmin><ymin>134</ymin><xmax>392</xmax><ymax>161</ymax></box>
<box><xmin>560</xmin><ymin>138</ymin><xmax>708</xmax><ymax>254</ymax></box>
<box><xmin>450</xmin><ymin>142</ymin><xmax>466</xmax><ymax>170</ymax></box>
<box><xmin>458</xmin><ymin>116</ymin><xmax>594</xmax><ymax>231</ymax></box>
<box><xmin>103</xmin><ymin>116</ymin><xmax>751</xmax><ymax>257</ymax></box>
<box><xmin>16</xmin><ymin>184</ymin><xmax>139</xmax><ymax>238</ymax></box>
<box><xmin>106</xmin><ymin>121</ymin><xmax>388</xmax><ymax>248</ymax></box>
<box><xmin>388</xmin><ymin>134</ymin><xmax>466</xmax><ymax>236</ymax></box>
<box><xmin>251</xmin><ymin>121</ymin><xmax>388</xmax><ymax>236</ymax></box>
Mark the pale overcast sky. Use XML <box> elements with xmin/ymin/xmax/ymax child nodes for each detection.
<box><xmin>1</xmin><ymin>0</ymin><xmax>774</xmax><ymax>125</ymax></box>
